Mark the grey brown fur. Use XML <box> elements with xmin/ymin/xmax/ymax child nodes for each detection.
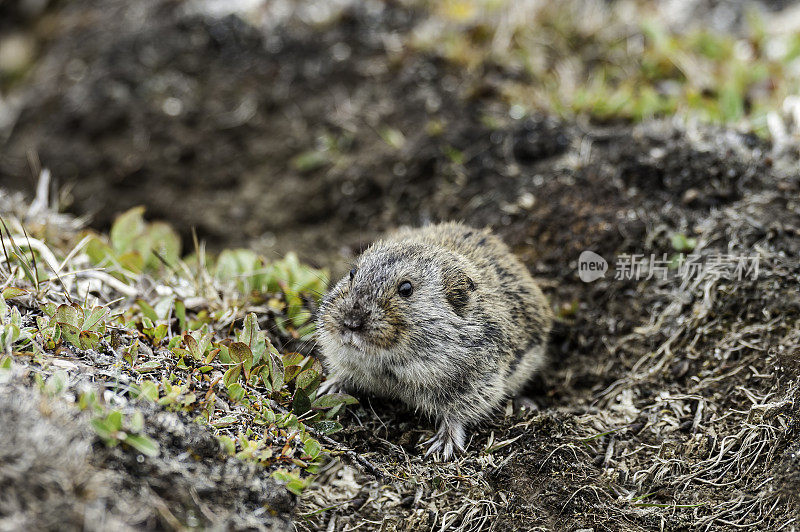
<box><xmin>316</xmin><ymin>222</ymin><xmax>553</xmax><ymax>458</ymax></box>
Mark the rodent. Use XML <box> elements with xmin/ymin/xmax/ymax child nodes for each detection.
<box><xmin>316</xmin><ymin>222</ymin><xmax>553</xmax><ymax>459</ymax></box>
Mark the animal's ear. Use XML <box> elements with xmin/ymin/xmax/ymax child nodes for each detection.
<box><xmin>443</xmin><ymin>266</ymin><xmax>476</xmax><ymax>313</ymax></box>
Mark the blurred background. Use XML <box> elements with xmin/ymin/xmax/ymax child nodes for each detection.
<box><xmin>2</xmin><ymin>0</ymin><xmax>800</xmax><ymax>273</ymax></box>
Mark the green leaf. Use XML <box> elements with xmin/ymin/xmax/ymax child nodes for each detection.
<box><xmin>174</xmin><ymin>300</ymin><xmax>186</xmax><ymax>333</ymax></box>
<box><xmin>251</xmin><ymin>342</ymin><xmax>267</xmax><ymax>366</ymax></box>
<box><xmin>118</xmin><ymin>251</ymin><xmax>144</xmax><ymax>273</ymax></box>
<box><xmin>152</xmin><ymin>324</ymin><xmax>168</xmax><ymax>345</ymax></box>
<box><xmin>269</xmin><ymin>349</ymin><xmax>284</xmax><ymax>391</ymax></box>
<box><xmin>211</xmin><ymin>415</ymin><xmax>237</xmax><ymax>428</ymax></box>
<box><xmin>303</xmin><ymin>438</ymin><xmax>321</xmax><ymax>459</ymax></box>
<box><xmin>85</xmin><ymin>235</ymin><xmax>114</xmax><ymax>266</ymax></box>
<box><xmin>228</xmin><ymin>342</ymin><xmax>252</xmax><ymax>366</ymax></box>
<box><xmin>223</xmin><ymin>365</ymin><xmax>241</xmax><ymax>388</ymax></box>
<box><xmin>82</xmin><ymin>306</ymin><xmax>108</xmax><ymax>332</ymax></box>
<box><xmin>79</xmin><ymin>330</ymin><xmax>101</xmax><ymax>350</ymax></box>
<box><xmin>285</xmin><ymin>478</ymin><xmax>307</xmax><ymax>495</ymax></box>
<box><xmin>312</xmin><ymin>420</ymin><xmax>343</xmax><ymax>434</ymax></box>
<box><xmin>295</xmin><ymin>369</ymin><xmax>321</xmax><ymax>392</ymax></box>
<box><xmin>134</xmin><ymin>360</ymin><xmax>162</xmax><ymax>373</ymax></box>
<box><xmin>107</xmin><ymin>410</ymin><xmax>124</xmax><ymax>431</ymax></box>
<box><xmin>283</xmin><ymin>365</ymin><xmax>302</xmax><ymax>384</ymax></box>
<box><xmin>670</xmin><ymin>233</ymin><xmax>697</xmax><ymax>252</ymax></box>
<box><xmin>218</xmin><ymin>435</ymin><xmax>236</xmax><ymax>455</ymax></box>
<box><xmin>260</xmin><ymin>408</ymin><xmax>276</xmax><ymax>424</ymax></box>
<box><xmin>215</xmin><ymin>249</ymin><xmax>261</xmax><ymax>291</ymax></box>
<box><xmin>217</xmin><ymin>344</ymin><xmax>232</xmax><ymax>364</ymax></box>
<box><xmin>91</xmin><ymin>418</ymin><xmax>114</xmax><ymax>440</ymax></box>
<box><xmin>1</xmin><ymin>287</ymin><xmax>27</xmax><ymax>299</ymax></box>
<box><xmin>290</xmin><ymin>149</ymin><xmax>329</xmax><ymax>172</ymax></box>
<box><xmin>138</xmin><ymin>381</ymin><xmax>159</xmax><ymax>402</ymax></box>
<box><xmin>142</xmin><ymin>221</ymin><xmax>181</xmax><ymax>269</ymax></box>
<box><xmin>124</xmin><ymin>433</ymin><xmax>160</xmax><ymax>457</ymax></box>
<box><xmin>227</xmin><ymin>383</ymin><xmax>245</xmax><ymax>401</ymax></box>
<box><xmin>55</xmin><ymin>304</ymin><xmax>81</xmax><ymax>327</ymax></box>
<box><xmin>8</xmin><ymin>306</ymin><xmax>21</xmax><ymax>327</ymax></box>
<box><xmin>241</xmin><ymin>313</ymin><xmax>258</xmax><ymax>347</ymax></box>
<box><xmin>271</xmin><ymin>470</ymin><xmax>310</xmax><ymax>495</ymax></box>
<box><xmin>3</xmin><ymin>323</ymin><xmax>20</xmax><ymax>344</ymax></box>
<box><xmin>172</xmin><ymin>347</ymin><xmax>192</xmax><ymax>359</ymax></box>
<box><xmin>312</xmin><ymin>393</ymin><xmax>358</xmax><ymax>409</ymax></box>
<box><xmin>324</xmin><ymin>403</ymin><xmax>344</xmax><ymax>419</ymax></box>
<box><xmin>204</xmin><ymin>348</ymin><xmax>219</xmax><ymax>364</ymax></box>
<box><xmin>41</xmin><ymin>302</ymin><xmax>57</xmax><ymax>317</ymax></box>
<box><xmin>183</xmin><ymin>333</ymin><xmax>200</xmax><ymax>359</ymax></box>
<box><xmin>137</xmin><ymin>299</ymin><xmax>159</xmax><ymax>323</ymax></box>
<box><xmin>260</xmin><ymin>367</ymin><xmax>273</xmax><ymax>393</ymax></box>
<box><xmin>379</xmin><ymin>127</ymin><xmax>405</xmax><ymax>149</ymax></box>
<box><xmin>292</xmin><ymin>388</ymin><xmax>312</xmax><ymax>416</ymax></box>
<box><xmin>282</xmin><ymin>352</ymin><xmax>305</xmax><ymax>367</ymax></box>
<box><xmin>58</xmin><ymin>323</ymin><xmax>81</xmax><ymax>348</ymax></box>
<box><xmin>196</xmin><ymin>328</ymin><xmax>213</xmax><ymax>357</ymax></box>
<box><xmin>110</xmin><ymin>206</ymin><xmax>146</xmax><ymax>254</ymax></box>
<box><xmin>129</xmin><ymin>411</ymin><xmax>145</xmax><ymax>432</ymax></box>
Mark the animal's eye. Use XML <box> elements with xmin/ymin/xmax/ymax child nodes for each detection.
<box><xmin>349</xmin><ymin>268</ymin><xmax>356</xmax><ymax>281</ymax></box>
<box><xmin>398</xmin><ymin>281</ymin><xmax>414</xmax><ymax>297</ymax></box>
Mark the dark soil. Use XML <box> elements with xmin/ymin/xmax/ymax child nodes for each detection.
<box><xmin>1</xmin><ymin>1</ymin><xmax>799</xmax><ymax>530</ymax></box>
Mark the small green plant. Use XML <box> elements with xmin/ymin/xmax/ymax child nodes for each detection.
<box><xmin>215</xmin><ymin>251</ymin><xmax>327</xmax><ymax>338</ymax></box>
<box><xmin>1</xmin><ymin>206</ymin><xmax>352</xmax><ymax>498</ymax></box>
<box><xmin>0</xmin><ymin>218</ymin><xmax>43</xmax><ymax>291</ymax></box>
<box><xmin>0</xmin><ymin>293</ymin><xmax>35</xmax><ymax>354</ymax></box>
<box><xmin>670</xmin><ymin>233</ymin><xmax>697</xmax><ymax>253</ymax></box>
<box><xmin>52</xmin><ymin>303</ymin><xmax>108</xmax><ymax>351</ymax></box>
<box><xmin>272</xmin><ymin>468</ymin><xmax>314</xmax><ymax>495</ymax></box>
<box><xmin>81</xmin><ymin>391</ymin><xmax>160</xmax><ymax>457</ymax></box>
<box><xmin>379</xmin><ymin>127</ymin><xmax>406</xmax><ymax>149</ymax></box>
<box><xmin>85</xmin><ymin>206</ymin><xmax>181</xmax><ymax>274</ymax></box>
<box><xmin>90</xmin><ymin>408</ymin><xmax>160</xmax><ymax>457</ymax></box>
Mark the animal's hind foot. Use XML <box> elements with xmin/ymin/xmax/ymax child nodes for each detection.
<box><xmin>422</xmin><ymin>418</ymin><xmax>466</xmax><ymax>460</ymax></box>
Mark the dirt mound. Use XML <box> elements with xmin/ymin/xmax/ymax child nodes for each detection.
<box><xmin>0</xmin><ymin>378</ymin><xmax>293</xmax><ymax>531</ymax></box>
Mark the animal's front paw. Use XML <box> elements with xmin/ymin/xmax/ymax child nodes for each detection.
<box><xmin>317</xmin><ymin>375</ymin><xmax>345</xmax><ymax>396</ymax></box>
<box><xmin>423</xmin><ymin>418</ymin><xmax>466</xmax><ymax>460</ymax></box>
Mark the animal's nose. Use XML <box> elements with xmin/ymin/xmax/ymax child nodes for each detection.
<box><xmin>343</xmin><ymin>312</ymin><xmax>363</xmax><ymax>331</ymax></box>
<box><xmin>343</xmin><ymin>304</ymin><xmax>368</xmax><ymax>331</ymax></box>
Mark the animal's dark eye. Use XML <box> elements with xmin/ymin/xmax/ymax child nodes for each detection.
<box><xmin>398</xmin><ymin>281</ymin><xmax>414</xmax><ymax>297</ymax></box>
<box><xmin>349</xmin><ymin>268</ymin><xmax>356</xmax><ymax>281</ymax></box>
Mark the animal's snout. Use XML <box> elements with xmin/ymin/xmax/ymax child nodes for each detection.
<box><xmin>343</xmin><ymin>314</ymin><xmax>363</xmax><ymax>331</ymax></box>
<box><xmin>343</xmin><ymin>304</ymin><xmax>368</xmax><ymax>331</ymax></box>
